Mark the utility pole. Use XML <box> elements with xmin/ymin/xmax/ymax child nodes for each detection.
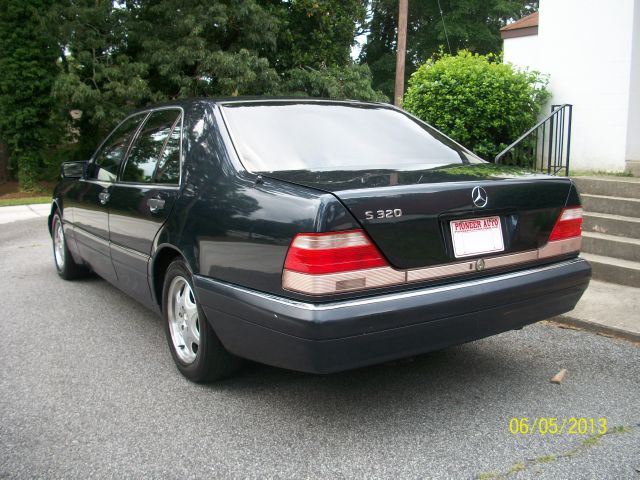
<box><xmin>394</xmin><ymin>0</ymin><xmax>408</xmax><ymax>107</ymax></box>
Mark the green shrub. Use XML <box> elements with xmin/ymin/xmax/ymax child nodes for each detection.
<box><xmin>403</xmin><ymin>50</ymin><xmax>549</xmax><ymax>160</ymax></box>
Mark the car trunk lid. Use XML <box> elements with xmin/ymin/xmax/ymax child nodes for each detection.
<box><xmin>263</xmin><ymin>164</ymin><xmax>575</xmax><ymax>270</ymax></box>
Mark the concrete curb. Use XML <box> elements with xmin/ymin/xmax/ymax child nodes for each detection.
<box><xmin>550</xmin><ymin>279</ymin><xmax>640</xmax><ymax>344</ymax></box>
<box><xmin>0</xmin><ymin>203</ymin><xmax>50</xmax><ymax>225</ymax></box>
<box><xmin>552</xmin><ymin>316</ymin><xmax>640</xmax><ymax>344</ymax></box>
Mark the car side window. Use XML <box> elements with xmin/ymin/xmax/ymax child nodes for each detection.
<box><xmin>121</xmin><ymin>109</ymin><xmax>182</xmax><ymax>184</ymax></box>
<box><xmin>89</xmin><ymin>114</ymin><xmax>146</xmax><ymax>182</ymax></box>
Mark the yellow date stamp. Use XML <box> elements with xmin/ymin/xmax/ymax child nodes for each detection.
<box><xmin>509</xmin><ymin>417</ymin><xmax>607</xmax><ymax>435</ymax></box>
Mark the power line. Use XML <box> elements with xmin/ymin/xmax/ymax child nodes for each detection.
<box><xmin>437</xmin><ymin>0</ymin><xmax>452</xmax><ymax>54</ymax></box>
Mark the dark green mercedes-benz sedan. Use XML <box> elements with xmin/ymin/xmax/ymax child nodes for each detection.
<box><xmin>49</xmin><ymin>98</ymin><xmax>591</xmax><ymax>382</ymax></box>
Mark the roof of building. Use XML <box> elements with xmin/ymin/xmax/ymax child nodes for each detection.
<box><xmin>501</xmin><ymin>11</ymin><xmax>538</xmax><ymax>31</ymax></box>
<box><xmin>501</xmin><ymin>11</ymin><xmax>538</xmax><ymax>39</ymax></box>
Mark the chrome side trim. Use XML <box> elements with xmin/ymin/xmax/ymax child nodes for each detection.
<box><xmin>74</xmin><ymin>225</ymin><xmax>110</xmax><ymax>247</ymax></box>
<box><xmin>73</xmin><ymin>226</ymin><xmax>151</xmax><ymax>260</ymax></box>
<box><xmin>110</xmin><ymin>182</ymin><xmax>180</xmax><ymax>191</ymax></box>
<box><xmin>195</xmin><ymin>258</ymin><xmax>587</xmax><ymax>312</ymax></box>
<box><xmin>110</xmin><ymin>241</ymin><xmax>151</xmax><ymax>260</ymax></box>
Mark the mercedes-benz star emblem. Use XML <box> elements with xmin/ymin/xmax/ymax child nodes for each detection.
<box><xmin>472</xmin><ymin>186</ymin><xmax>488</xmax><ymax>208</ymax></box>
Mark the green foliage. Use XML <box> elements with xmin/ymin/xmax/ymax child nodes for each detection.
<box><xmin>270</xmin><ymin>0</ymin><xmax>367</xmax><ymax>70</ymax></box>
<box><xmin>1</xmin><ymin>0</ymin><xmax>381</xmax><ymax>184</ymax></box>
<box><xmin>48</xmin><ymin>0</ymin><xmax>154</xmax><ymax>157</ymax></box>
<box><xmin>404</xmin><ymin>50</ymin><xmax>549</xmax><ymax>160</ymax></box>
<box><xmin>128</xmin><ymin>0</ymin><xmax>281</xmax><ymax>97</ymax></box>
<box><xmin>360</xmin><ymin>0</ymin><xmax>538</xmax><ymax>99</ymax></box>
<box><xmin>280</xmin><ymin>64</ymin><xmax>386</xmax><ymax>101</ymax></box>
<box><xmin>0</xmin><ymin>0</ymin><xmax>59</xmax><ymax>190</ymax></box>
<box><xmin>43</xmin><ymin>0</ymin><xmax>382</xmax><ymax>162</ymax></box>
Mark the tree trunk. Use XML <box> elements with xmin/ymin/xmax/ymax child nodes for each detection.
<box><xmin>0</xmin><ymin>142</ymin><xmax>8</xmax><ymax>184</ymax></box>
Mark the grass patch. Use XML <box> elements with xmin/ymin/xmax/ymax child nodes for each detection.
<box><xmin>478</xmin><ymin>472</ymin><xmax>502</xmax><ymax>480</ymax></box>
<box><xmin>475</xmin><ymin>425</ymin><xmax>634</xmax><ymax>479</ymax></box>
<box><xmin>535</xmin><ymin>454</ymin><xmax>556</xmax><ymax>464</ymax></box>
<box><xmin>581</xmin><ymin>435</ymin><xmax>602</xmax><ymax>447</ymax></box>
<box><xmin>571</xmin><ymin>170</ymin><xmax>634</xmax><ymax>177</ymax></box>
<box><xmin>610</xmin><ymin>425</ymin><xmax>632</xmax><ymax>434</ymax></box>
<box><xmin>507</xmin><ymin>463</ymin><xmax>526</xmax><ymax>475</ymax></box>
<box><xmin>0</xmin><ymin>196</ymin><xmax>51</xmax><ymax>207</ymax></box>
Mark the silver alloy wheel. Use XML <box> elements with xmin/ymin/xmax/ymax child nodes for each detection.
<box><xmin>53</xmin><ymin>218</ymin><xmax>65</xmax><ymax>271</ymax></box>
<box><xmin>167</xmin><ymin>276</ymin><xmax>200</xmax><ymax>364</ymax></box>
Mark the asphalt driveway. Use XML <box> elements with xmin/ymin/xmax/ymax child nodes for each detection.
<box><xmin>1</xmin><ymin>218</ymin><xmax>638</xmax><ymax>479</ymax></box>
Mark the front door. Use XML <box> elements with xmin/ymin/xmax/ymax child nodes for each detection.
<box><xmin>108</xmin><ymin>108</ymin><xmax>183</xmax><ymax>305</ymax></box>
<box><xmin>70</xmin><ymin>113</ymin><xmax>147</xmax><ymax>283</ymax></box>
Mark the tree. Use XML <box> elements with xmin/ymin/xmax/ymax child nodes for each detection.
<box><xmin>0</xmin><ymin>0</ymin><xmax>59</xmax><ymax>190</ymax></box>
<box><xmin>49</xmin><ymin>0</ymin><xmax>153</xmax><ymax>158</ymax></box>
<box><xmin>360</xmin><ymin>0</ymin><xmax>538</xmax><ymax>100</ymax></box>
<box><xmin>126</xmin><ymin>0</ymin><xmax>281</xmax><ymax>98</ymax></box>
<box><xmin>280</xmin><ymin>64</ymin><xmax>385</xmax><ymax>101</ymax></box>
<box><xmin>265</xmin><ymin>0</ymin><xmax>384</xmax><ymax>101</ymax></box>
<box><xmin>266</xmin><ymin>0</ymin><xmax>367</xmax><ymax>71</ymax></box>
<box><xmin>403</xmin><ymin>50</ymin><xmax>549</xmax><ymax>159</ymax></box>
<box><xmin>48</xmin><ymin>0</ymin><xmax>384</xmax><ymax>161</ymax></box>
<box><xmin>0</xmin><ymin>0</ymin><xmax>384</xmax><ymax>184</ymax></box>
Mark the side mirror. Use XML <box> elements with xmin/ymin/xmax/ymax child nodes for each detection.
<box><xmin>61</xmin><ymin>161</ymin><xmax>87</xmax><ymax>179</ymax></box>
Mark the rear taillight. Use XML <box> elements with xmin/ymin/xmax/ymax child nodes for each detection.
<box><xmin>284</xmin><ymin>230</ymin><xmax>387</xmax><ymax>274</ymax></box>
<box><xmin>549</xmin><ymin>207</ymin><xmax>583</xmax><ymax>241</ymax></box>
<box><xmin>282</xmin><ymin>230</ymin><xmax>403</xmax><ymax>294</ymax></box>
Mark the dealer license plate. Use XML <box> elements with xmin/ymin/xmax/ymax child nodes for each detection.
<box><xmin>450</xmin><ymin>216</ymin><xmax>504</xmax><ymax>258</ymax></box>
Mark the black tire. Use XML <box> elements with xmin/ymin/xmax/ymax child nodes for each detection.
<box><xmin>162</xmin><ymin>259</ymin><xmax>241</xmax><ymax>382</ymax></box>
<box><xmin>51</xmin><ymin>212</ymin><xmax>89</xmax><ymax>280</ymax></box>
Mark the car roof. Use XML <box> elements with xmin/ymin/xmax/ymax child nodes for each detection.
<box><xmin>128</xmin><ymin>97</ymin><xmax>390</xmax><ymax>115</ymax></box>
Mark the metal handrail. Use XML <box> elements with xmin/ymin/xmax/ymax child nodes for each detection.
<box><xmin>495</xmin><ymin>104</ymin><xmax>573</xmax><ymax>176</ymax></box>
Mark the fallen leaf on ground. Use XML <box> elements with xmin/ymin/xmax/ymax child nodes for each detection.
<box><xmin>551</xmin><ymin>368</ymin><xmax>567</xmax><ymax>384</ymax></box>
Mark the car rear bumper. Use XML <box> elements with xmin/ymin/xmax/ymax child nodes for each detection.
<box><xmin>194</xmin><ymin>257</ymin><xmax>591</xmax><ymax>374</ymax></box>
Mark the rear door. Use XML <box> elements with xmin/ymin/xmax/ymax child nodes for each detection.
<box><xmin>70</xmin><ymin>113</ymin><xmax>147</xmax><ymax>283</ymax></box>
<box><xmin>108</xmin><ymin>108</ymin><xmax>182</xmax><ymax>303</ymax></box>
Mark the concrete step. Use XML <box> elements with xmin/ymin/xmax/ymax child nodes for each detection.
<box><xmin>580</xmin><ymin>253</ymin><xmax>640</xmax><ymax>288</ymax></box>
<box><xmin>583</xmin><ymin>211</ymin><xmax>640</xmax><ymax>239</ymax></box>
<box><xmin>581</xmin><ymin>193</ymin><xmax>640</xmax><ymax>218</ymax></box>
<box><xmin>581</xmin><ymin>231</ymin><xmax>640</xmax><ymax>262</ymax></box>
<box><xmin>573</xmin><ymin>176</ymin><xmax>640</xmax><ymax>199</ymax></box>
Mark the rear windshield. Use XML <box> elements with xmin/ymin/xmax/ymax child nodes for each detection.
<box><xmin>221</xmin><ymin>102</ymin><xmax>484</xmax><ymax>172</ymax></box>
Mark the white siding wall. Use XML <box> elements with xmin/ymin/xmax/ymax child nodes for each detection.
<box><xmin>503</xmin><ymin>35</ymin><xmax>541</xmax><ymax>72</ymax></box>
<box><xmin>503</xmin><ymin>0</ymin><xmax>636</xmax><ymax>172</ymax></box>
<box><xmin>626</xmin><ymin>1</ymin><xmax>640</xmax><ymax>167</ymax></box>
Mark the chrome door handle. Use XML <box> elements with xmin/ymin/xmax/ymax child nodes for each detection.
<box><xmin>98</xmin><ymin>191</ymin><xmax>110</xmax><ymax>205</ymax></box>
<box><xmin>148</xmin><ymin>197</ymin><xmax>166</xmax><ymax>213</ymax></box>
